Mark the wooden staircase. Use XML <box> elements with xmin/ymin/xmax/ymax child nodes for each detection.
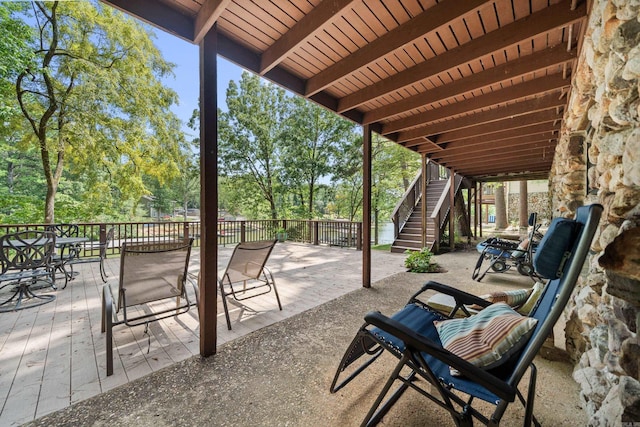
<box><xmin>391</xmin><ymin>180</ymin><xmax>447</xmax><ymax>253</ymax></box>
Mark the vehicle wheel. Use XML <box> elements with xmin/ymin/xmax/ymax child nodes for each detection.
<box><xmin>517</xmin><ymin>263</ymin><xmax>534</xmax><ymax>276</ymax></box>
<box><xmin>491</xmin><ymin>260</ymin><xmax>507</xmax><ymax>272</ymax></box>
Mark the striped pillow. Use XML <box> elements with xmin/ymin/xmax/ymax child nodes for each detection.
<box><xmin>434</xmin><ymin>302</ymin><xmax>538</xmax><ymax>370</ymax></box>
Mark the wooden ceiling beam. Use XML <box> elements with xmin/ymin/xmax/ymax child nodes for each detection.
<box><xmin>363</xmin><ymin>44</ymin><xmax>576</xmax><ymax>125</ymax></box>
<box><xmin>193</xmin><ymin>0</ymin><xmax>232</xmax><ymax>44</ymax></box>
<box><xmin>432</xmin><ymin>141</ymin><xmax>557</xmax><ymax>162</ymax></box>
<box><xmin>260</xmin><ymin>0</ymin><xmax>357</xmax><ymax>75</ymax></box>
<box><xmin>475</xmin><ymin>172</ymin><xmax>550</xmax><ymax>182</ymax></box>
<box><xmin>453</xmin><ymin>157</ymin><xmax>553</xmax><ymax>172</ymax></box>
<box><xmin>304</xmin><ymin>0</ymin><xmax>488</xmax><ymax>97</ymax></box>
<box><xmin>100</xmin><ymin>0</ymin><xmax>194</xmax><ymax>42</ymax></box>
<box><xmin>397</xmin><ymin>92</ymin><xmax>565</xmax><ymax>144</ymax></box>
<box><xmin>434</xmin><ymin>109</ymin><xmax>561</xmax><ymax>143</ymax></box>
<box><xmin>424</xmin><ymin>132</ymin><xmax>558</xmax><ymax>155</ymax></box>
<box><xmin>456</xmin><ymin>160</ymin><xmax>553</xmax><ymax>176</ymax></box>
<box><xmin>382</xmin><ymin>73</ymin><xmax>569</xmax><ymax>135</ymax></box>
<box><xmin>437</xmin><ymin>122</ymin><xmax>561</xmax><ymax>147</ymax></box>
<box><xmin>216</xmin><ymin>33</ymin><xmax>371</xmax><ymax>127</ymax></box>
<box><xmin>440</xmin><ymin>155</ymin><xmax>554</xmax><ymax>173</ymax></box>
<box><xmin>337</xmin><ymin>0</ymin><xmax>586</xmax><ymax>113</ymax></box>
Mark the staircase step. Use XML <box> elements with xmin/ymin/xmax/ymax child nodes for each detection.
<box><xmin>393</xmin><ymin>239</ymin><xmax>423</xmax><ymax>249</ymax></box>
<box><xmin>390</xmin><ymin>242</ymin><xmax>435</xmax><ymax>253</ymax></box>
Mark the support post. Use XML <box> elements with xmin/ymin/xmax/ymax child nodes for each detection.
<box><xmin>473</xmin><ymin>181</ymin><xmax>478</xmax><ymax>239</ymax></box>
<box><xmin>479</xmin><ymin>182</ymin><xmax>483</xmax><ymax>238</ymax></box>
<box><xmin>199</xmin><ymin>26</ymin><xmax>218</xmax><ymax>357</ymax></box>
<box><xmin>421</xmin><ymin>154</ymin><xmax>427</xmax><ymax>248</ymax></box>
<box><xmin>449</xmin><ymin>169</ymin><xmax>455</xmax><ymax>251</ymax></box>
<box><xmin>519</xmin><ymin>180</ymin><xmax>528</xmax><ymax>229</ymax></box>
<box><xmin>362</xmin><ymin>125</ymin><xmax>372</xmax><ymax>288</ymax></box>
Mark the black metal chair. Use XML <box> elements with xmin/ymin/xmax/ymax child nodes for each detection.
<box><xmin>68</xmin><ymin>227</ymin><xmax>114</xmax><ymax>283</ymax></box>
<box><xmin>101</xmin><ymin>238</ymin><xmax>197</xmax><ymax>376</ymax></box>
<box><xmin>330</xmin><ymin>204</ymin><xmax>602</xmax><ymax>427</ymax></box>
<box><xmin>0</xmin><ymin>230</ymin><xmax>57</xmax><ymax>312</ymax></box>
<box><xmin>472</xmin><ymin>213</ymin><xmax>543</xmax><ymax>282</ymax></box>
<box><xmin>218</xmin><ymin>239</ymin><xmax>281</xmax><ymax>330</ymax></box>
<box><xmin>47</xmin><ymin>223</ymin><xmax>80</xmax><ymax>288</ymax></box>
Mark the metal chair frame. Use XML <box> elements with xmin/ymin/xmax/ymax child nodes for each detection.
<box><xmin>219</xmin><ymin>239</ymin><xmax>282</xmax><ymax>330</ymax></box>
<box><xmin>0</xmin><ymin>230</ymin><xmax>57</xmax><ymax>312</ymax></box>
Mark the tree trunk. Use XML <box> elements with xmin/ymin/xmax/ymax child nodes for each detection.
<box><xmin>7</xmin><ymin>162</ymin><xmax>15</xmax><ymax>194</ymax></box>
<box><xmin>494</xmin><ymin>184</ymin><xmax>508</xmax><ymax>229</ymax></box>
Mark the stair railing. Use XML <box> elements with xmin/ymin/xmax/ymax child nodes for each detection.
<box><xmin>430</xmin><ymin>173</ymin><xmax>463</xmax><ymax>252</ymax></box>
<box><xmin>390</xmin><ymin>171</ymin><xmax>422</xmax><ymax>240</ymax></box>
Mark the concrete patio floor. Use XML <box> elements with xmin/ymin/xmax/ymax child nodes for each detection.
<box><xmin>10</xmin><ymin>245</ymin><xmax>586</xmax><ymax>427</ymax></box>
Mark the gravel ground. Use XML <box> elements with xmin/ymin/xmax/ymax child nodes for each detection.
<box><xmin>26</xmin><ymin>250</ymin><xmax>586</xmax><ymax>427</ymax></box>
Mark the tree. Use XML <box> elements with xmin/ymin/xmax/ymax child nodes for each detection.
<box><xmin>218</xmin><ymin>72</ymin><xmax>288</xmax><ymax>219</ymax></box>
<box><xmin>0</xmin><ymin>2</ymin><xmax>34</xmax><ymax>123</ymax></box>
<box><xmin>281</xmin><ymin>96</ymin><xmax>357</xmax><ymax>218</ymax></box>
<box><xmin>331</xmin><ymin>134</ymin><xmax>364</xmax><ymax>221</ymax></box>
<box><xmin>13</xmin><ymin>1</ymin><xmax>186</xmax><ymax>223</ymax></box>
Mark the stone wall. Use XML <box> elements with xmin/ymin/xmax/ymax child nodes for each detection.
<box><xmin>549</xmin><ymin>1</ymin><xmax>640</xmax><ymax>425</ymax></box>
<box><xmin>507</xmin><ymin>192</ymin><xmax>552</xmax><ymax>226</ymax></box>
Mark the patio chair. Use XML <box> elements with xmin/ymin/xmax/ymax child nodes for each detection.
<box><xmin>330</xmin><ymin>204</ymin><xmax>602</xmax><ymax>427</ymax></box>
<box><xmin>47</xmin><ymin>223</ymin><xmax>79</xmax><ymax>288</ymax></box>
<box><xmin>219</xmin><ymin>239</ymin><xmax>281</xmax><ymax>330</ymax></box>
<box><xmin>0</xmin><ymin>230</ymin><xmax>57</xmax><ymax>312</ymax></box>
<box><xmin>101</xmin><ymin>238</ymin><xmax>197</xmax><ymax>376</ymax></box>
<box><xmin>68</xmin><ymin>227</ymin><xmax>114</xmax><ymax>283</ymax></box>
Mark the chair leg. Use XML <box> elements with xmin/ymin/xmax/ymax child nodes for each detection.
<box><xmin>102</xmin><ymin>285</ymin><xmax>114</xmax><ymax>376</ymax></box>
<box><xmin>360</xmin><ymin>354</ymin><xmax>413</xmax><ymax>427</ymax></box>
<box><xmin>265</xmin><ymin>269</ymin><xmax>282</xmax><ymax>310</ymax></box>
<box><xmin>220</xmin><ymin>281</ymin><xmax>232</xmax><ymax>330</ymax></box>
<box><xmin>99</xmin><ymin>258</ymin><xmax>108</xmax><ymax>283</ymax></box>
<box><xmin>523</xmin><ymin>364</ymin><xmax>537</xmax><ymax>427</ymax></box>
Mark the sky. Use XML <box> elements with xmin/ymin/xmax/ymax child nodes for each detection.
<box><xmin>151</xmin><ymin>29</ymin><xmax>245</xmax><ymax>138</ymax></box>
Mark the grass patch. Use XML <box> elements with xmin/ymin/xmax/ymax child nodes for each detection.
<box><xmin>372</xmin><ymin>243</ymin><xmax>391</xmax><ymax>251</ymax></box>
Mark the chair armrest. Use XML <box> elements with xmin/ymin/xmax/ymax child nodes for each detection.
<box><xmin>364</xmin><ymin>310</ymin><xmax>517</xmax><ymax>402</ymax></box>
<box><xmin>412</xmin><ymin>280</ymin><xmax>491</xmax><ymax>309</ymax></box>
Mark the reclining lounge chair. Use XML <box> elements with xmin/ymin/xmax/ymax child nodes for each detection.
<box><xmin>102</xmin><ymin>238</ymin><xmax>198</xmax><ymax>376</ymax></box>
<box><xmin>330</xmin><ymin>204</ymin><xmax>602</xmax><ymax>427</ymax></box>
<box><xmin>219</xmin><ymin>239</ymin><xmax>281</xmax><ymax>330</ymax></box>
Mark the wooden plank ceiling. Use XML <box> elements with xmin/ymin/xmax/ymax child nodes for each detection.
<box><xmin>100</xmin><ymin>0</ymin><xmax>587</xmax><ymax>182</ymax></box>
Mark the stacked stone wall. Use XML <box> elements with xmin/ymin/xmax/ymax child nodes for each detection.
<box><xmin>507</xmin><ymin>192</ymin><xmax>552</xmax><ymax>226</ymax></box>
<box><xmin>550</xmin><ymin>1</ymin><xmax>640</xmax><ymax>424</ymax></box>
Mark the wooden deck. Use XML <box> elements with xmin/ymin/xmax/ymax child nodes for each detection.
<box><xmin>0</xmin><ymin>243</ymin><xmax>407</xmax><ymax>426</ymax></box>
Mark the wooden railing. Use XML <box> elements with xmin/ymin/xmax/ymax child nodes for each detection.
<box><xmin>390</xmin><ymin>171</ymin><xmax>422</xmax><ymax>240</ymax></box>
<box><xmin>0</xmin><ymin>219</ymin><xmax>363</xmax><ymax>259</ymax></box>
<box><xmin>430</xmin><ymin>174</ymin><xmax>464</xmax><ymax>252</ymax></box>
<box><xmin>390</xmin><ymin>160</ymin><xmax>448</xmax><ymax>240</ymax></box>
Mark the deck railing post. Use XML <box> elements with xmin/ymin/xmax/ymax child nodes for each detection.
<box><xmin>357</xmin><ymin>222</ymin><xmax>363</xmax><ymax>251</ymax></box>
<box><xmin>241</xmin><ymin>221</ymin><xmax>246</xmax><ymax>243</ymax></box>
<box><xmin>314</xmin><ymin>221</ymin><xmax>319</xmax><ymax>245</ymax></box>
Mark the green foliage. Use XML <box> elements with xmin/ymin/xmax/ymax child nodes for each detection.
<box><xmin>404</xmin><ymin>248</ymin><xmax>438</xmax><ymax>273</ymax></box>
<box><xmin>280</xmin><ymin>96</ymin><xmax>358</xmax><ymax>218</ymax></box>
<box><xmin>10</xmin><ymin>1</ymin><xmax>186</xmax><ymax>222</ymax></box>
<box><xmin>0</xmin><ymin>2</ymin><xmax>34</xmax><ymax>122</ymax></box>
<box><xmin>218</xmin><ymin>72</ymin><xmax>288</xmax><ymax>219</ymax></box>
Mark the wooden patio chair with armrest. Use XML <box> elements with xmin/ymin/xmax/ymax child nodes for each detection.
<box><xmin>101</xmin><ymin>238</ymin><xmax>198</xmax><ymax>376</ymax></box>
<box><xmin>219</xmin><ymin>239</ymin><xmax>281</xmax><ymax>330</ymax></box>
<box><xmin>330</xmin><ymin>204</ymin><xmax>602</xmax><ymax>427</ymax></box>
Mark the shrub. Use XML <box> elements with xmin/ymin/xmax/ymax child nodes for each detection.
<box><xmin>404</xmin><ymin>247</ymin><xmax>438</xmax><ymax>273</ymax></box>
